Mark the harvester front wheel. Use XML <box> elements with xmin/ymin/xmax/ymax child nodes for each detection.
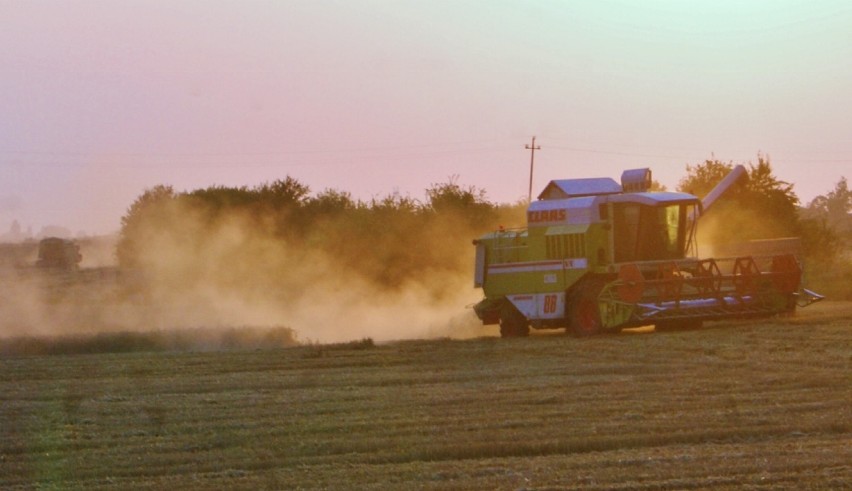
<box><xmin>499</xmin><ymin>303</ymin><xmax>530</xmax><ymax>338</ymax></box>
<box><xmin>569</xmin><ymin>285</ymin><xmax>603</xmax><ymax>337</ymax></box>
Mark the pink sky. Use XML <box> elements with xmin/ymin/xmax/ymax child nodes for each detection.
<box><xmin>1</xmin><ymin>1</ymin><xmax>850</xmax><ymax>235</ymax></box>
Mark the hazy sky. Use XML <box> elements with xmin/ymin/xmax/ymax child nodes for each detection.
<box><xmin>2</xmin><ymin>0</ymin><xmax>851</xmax><ymax>235</ymax></box>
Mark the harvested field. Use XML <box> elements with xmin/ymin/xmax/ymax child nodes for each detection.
<box><xmin>1</xmin><ymin>302</ymin><xmax>850</xmax><ymax>490</ymax></box>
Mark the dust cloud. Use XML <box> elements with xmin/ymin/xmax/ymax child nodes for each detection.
<box><xmin>0</xmin><ymin>195</ymin><xmax>501</xmax><ymax>351</ymax></box>
<box><xmin>694</xmin><ymin>204</ymin><xmax>798</xmax><ymax>259</ymax></box>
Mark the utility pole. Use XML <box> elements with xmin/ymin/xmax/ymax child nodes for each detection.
<box><xmin>526</xmin><ymin>136</ymin><xmax>541</xmax><ymax>203</ymax></box>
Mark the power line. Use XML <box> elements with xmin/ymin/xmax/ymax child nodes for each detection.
<box><xmin>0</xmin><ymin>138</ymin><xmax>513</xmax><ymax>159</ymax></box>
<box><xmin>1</xmin><ymin>141</ymin><xmax>849</xmax><ymax>167</ymax></box>
<box><xmin>545</xmin><ymin>145</ymin><xmax>683</xmax><ymax>160</ymax></box>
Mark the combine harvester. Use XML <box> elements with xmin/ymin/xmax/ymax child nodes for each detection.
<box><xmin>472</xmin><ymin>166</ymin><xmax>822</xmax><ymax>337</ymax></box>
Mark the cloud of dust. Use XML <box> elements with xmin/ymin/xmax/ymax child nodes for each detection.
<box><xmin>78</xmin><ymin>236</ymin><xmax>119</xmax><ymax>268</ymax></box>
<box><xmin>695</xmin><ymin>204</ymin><xmax>794</xmax><ymax>259</ymax></box>
<box><xmin>0</xmin><ymin>198</ymin><xmax>493</xmax><ymax>348</ymax></box>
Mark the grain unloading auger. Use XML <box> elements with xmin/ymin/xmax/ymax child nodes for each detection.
<box><xmin>472</xmin><ymin>166</ymin><xmax>823</xmax><ymax>337</ymax></box>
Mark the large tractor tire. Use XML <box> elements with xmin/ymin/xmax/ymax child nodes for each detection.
<box><xmin>499</xmin><ymin>302</ymin><xmax>530</xmax><ymax>338</ymax></box>
<box><xmin>568</xmin><ymin>283</ymin><xmax>604</xmax><ymax>337</ymax></box>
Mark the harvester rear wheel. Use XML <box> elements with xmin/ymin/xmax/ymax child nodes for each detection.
<box><xmin>499</xmin><ymin>303</ymin><xmax>530</xmax><ymax>338</ymax></box>
<box><xmin>569</xmin><ymin>284</ymin><xmax>603</xmax><ymax>337</ymax></box>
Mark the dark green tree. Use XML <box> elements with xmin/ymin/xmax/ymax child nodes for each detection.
<box><xmin>257</xmin><ymin>177</ymin><xmax>310</xmax><ymax>210</ymax></box>
<box><xmin>424</xmin><ymin>175</ymin><xmax>496</xmax><ymax>231</ymax></box>
<box><xmin>807</xmin><ymin>177</ymin><xmax>851</xmax><ymax>233</ymax></box>
<box><xmin>306</xmin><ymin>189</ymin><xmax>357</xmax><ymax>216</ymax></box>
<box><xmin>744</xmin><ymin>156</ymin><xmax>799</xmax><ymax>234</ymax></box>
<box><xmin>425</xmin><ymin>176</ymin><xmax>489</xmax><ymax>212</ymax></box>
<box><xmin>800</xmin><ymin>177</ymin><xmax>852</xmax><ymax>299</ymax></box>
<box><xmin>117</xmin><ymin>185</ymin><xmax>176</xmax><ymax>268</ymax></box>
<box><xmin>677</xmin><ymin>159</ymin><xmax>734</xmax><ymax>198</ymax></box>
<box><xmin>678</xmin><ymin>155</ymin><xmax>800</xmax><ymax>244</ymax></box>
<box><xmin>186</xmin><ymin>185</ymin><xmax>256</xmax><ymax>211</ymax></box>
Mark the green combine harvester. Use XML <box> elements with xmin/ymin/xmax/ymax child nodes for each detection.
<box><xmin>472</xmin><ymin>166</ymin><xmax>822</xmax><ymax>337</ymax></box>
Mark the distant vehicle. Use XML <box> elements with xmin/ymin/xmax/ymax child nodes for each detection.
<box><xmin>472</xmin><ymin>166</ymin><xmax>822</xmax><ymax>337</ymax></box>
<box><xmin>36</xmin><ymin>237</ymin><xmax>82</xmax><ymax>270</ymax></box>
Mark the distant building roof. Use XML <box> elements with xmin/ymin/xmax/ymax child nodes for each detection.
<box><xmin>537</xmin><ymin>177</ymin><xmax>622</xmax><ymax>200</ymax></box>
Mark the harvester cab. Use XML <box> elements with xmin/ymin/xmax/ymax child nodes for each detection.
<box><xmin>472</xmin><ymin>166</ymin><xmax>822</xmax><ymax>337</ymax></box>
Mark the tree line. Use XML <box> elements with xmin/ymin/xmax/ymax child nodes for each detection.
<box><xmin>118</xmin><ymin>157</ymin><xmax>850</xmax><ymax>297</ymax></box>
<box><xmin>117</xmin><ymin>176</ymin><xmax>523</xmax><ymax>297</ymax></box>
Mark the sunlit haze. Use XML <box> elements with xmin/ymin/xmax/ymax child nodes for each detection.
<box><xmin>2</xmin><ymin>1</ymin><xmax>850</xmax><ymax>236</ymax></box>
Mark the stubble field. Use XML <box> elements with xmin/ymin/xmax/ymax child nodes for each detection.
<box><xmin>1</xmin><ymin>302</ymin><xmax>850</xmax><ymax>490</ymax></box>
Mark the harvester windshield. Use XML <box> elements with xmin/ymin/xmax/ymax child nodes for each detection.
<box><xmin>613</xmin><ymin>202</ymin><xmax>695</xmax><ymax>262</ymax></box>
